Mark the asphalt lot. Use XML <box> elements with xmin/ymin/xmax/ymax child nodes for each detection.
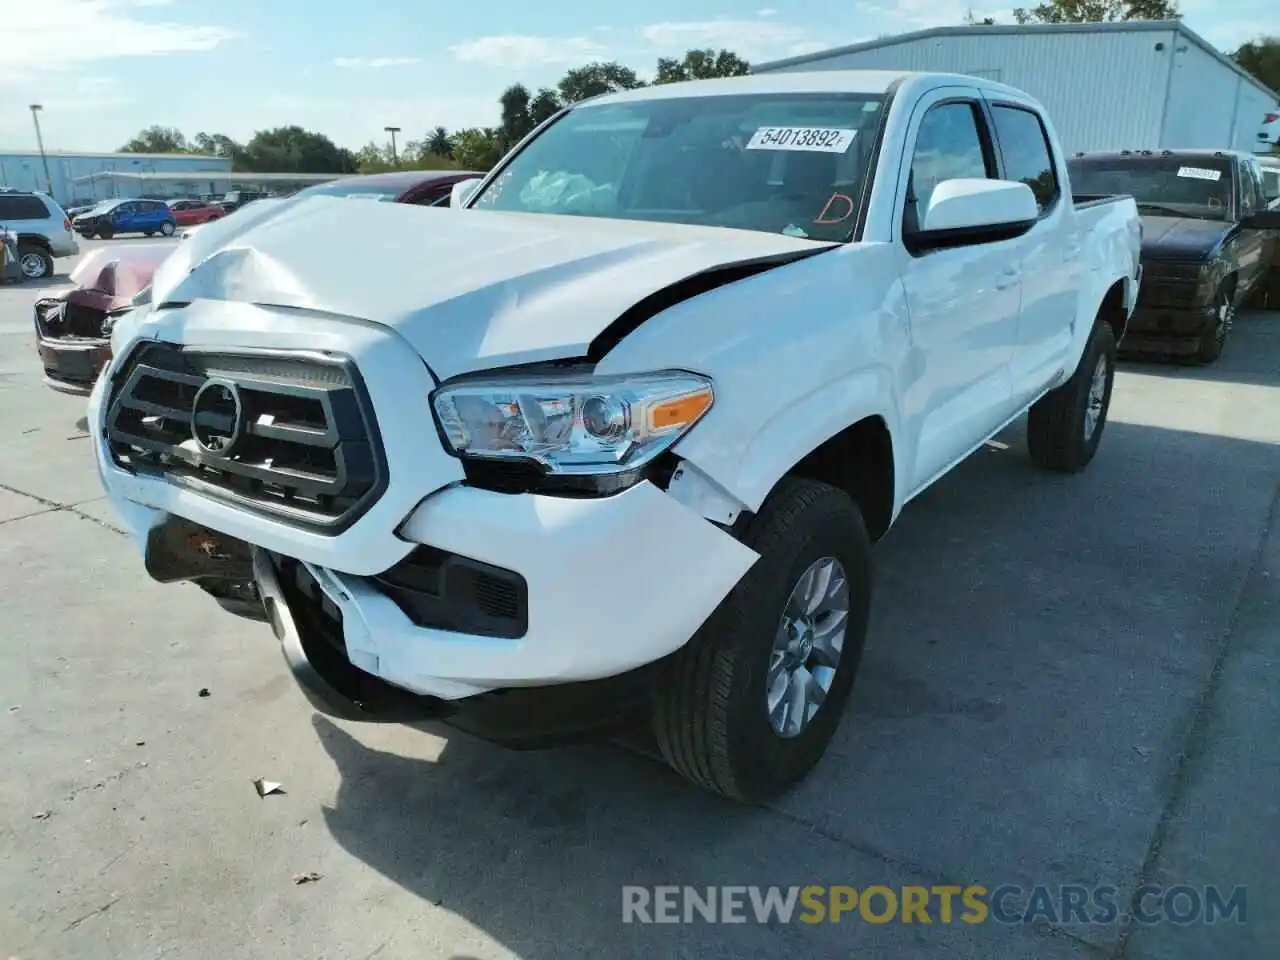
<box><xmin>1</xmin><ymin>238</ymin><xmax>1278</xmax><ymax>959</ymax></box>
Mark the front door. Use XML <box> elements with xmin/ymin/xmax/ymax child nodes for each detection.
<box><xmin>892</xmin><ymin>89</ymin><xmax>1025</xmax><ymax>493</ymax></box>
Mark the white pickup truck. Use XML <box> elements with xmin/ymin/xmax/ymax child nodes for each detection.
<box><xmin>91</xmin><ymin>71</ymin><xmax>1141</xmax><ymax>802</ymax></box>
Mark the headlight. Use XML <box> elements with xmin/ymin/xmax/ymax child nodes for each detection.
<box><xmin>431</xmin><ymin>370</ymin><xmax>714</xmax><ymax>493</ymax></box>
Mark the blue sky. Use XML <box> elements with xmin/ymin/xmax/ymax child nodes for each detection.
<box><xmin>3</xmin><ymin>0</ymin><xmax>1274</xmax><ymax>153</ymax></box>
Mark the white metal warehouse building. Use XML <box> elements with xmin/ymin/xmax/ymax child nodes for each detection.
<box><xmin>753</xmin><ymin>20</ymin><xmax>1279</xmax><ymax>156</ymax></box>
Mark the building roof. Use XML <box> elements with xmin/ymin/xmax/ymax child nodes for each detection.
<box><xmin>0</xmin><ymin>149</ymin><xmax>226</xmax><ymax>161</ymax></box>
<box><xmin>753</xmin><ymin>20</ymin><xmax>1279</xmax><ymax>102</ymax></box>
<box><xmin>70</xmin><ymin>170</ymin><xmax>343</xmax><ymax>185</ymax></box>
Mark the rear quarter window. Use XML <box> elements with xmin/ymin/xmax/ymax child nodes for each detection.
<box><xmin>0</xmin><ymin>195</ymin><xmax>51</xmax><ymax>221</ymax></box>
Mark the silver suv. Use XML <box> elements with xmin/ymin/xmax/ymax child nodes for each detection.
<box><xmin>0</xmin><ymin>189</ymin><xmax>80</xmax><ymax>280</ymax></box>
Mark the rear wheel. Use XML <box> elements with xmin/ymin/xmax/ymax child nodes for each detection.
<box><xmin>652</xmin><ymin>476</ymin><xmax>872</xmax><ymax>802</ymax></box>
<box><xmin>1028</xmin><ymin>317</ymin><xmax>1116</xmax><ymax>473</ymax></box>
<box><xmin>1195</xmin><ymin>287</ymin><xmax>1233</xmax><ymax>364</ymax></box>
<box><xmin>17</xmin><ymin>243</ymin><xmax>54</xmax><ymax>280</ymax></box>
<box><xmin>160</xmin><ymin>221</ymin><xmax>176</xmax><ymax>237</ymax></box>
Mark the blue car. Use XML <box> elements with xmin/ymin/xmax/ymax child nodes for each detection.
<box><xmin>72</xmin><ymin>198</ymin><xmax>177</xmax><ymax>240</ymax></box>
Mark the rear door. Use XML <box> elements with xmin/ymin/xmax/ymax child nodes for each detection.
<box><xmin>983</xmin><ymin>97</ymin><xmax>1078</xmax><ymax>405</ymax></box>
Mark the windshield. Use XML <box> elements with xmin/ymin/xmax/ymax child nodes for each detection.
<box><xmin>471</xmin><ymin>93</ymin><xmax>887</xmax><ymax>241</ymax></box>
<box><xmin>300</xmin><ymin>182</ymin><xmax>403</xmax><ymax>201</ymax></box>
<box><xmin>83</xmin><ymin>201</ymin><xmax>117</xmax><ymax>216</ymax></box>
<box><xmin>1067</xmin><ymin>157</ymin><xmax>1234</xmax><ymax>221</ymax></box>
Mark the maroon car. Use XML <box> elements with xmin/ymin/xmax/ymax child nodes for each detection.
<box><xmin>294</xmin><ymin>169</ymin><xmax>484</xmax><ymax>205</ymax></box>
<box><xmin>34</xmin><ymin>243</ymin><xmax>172</xmax><ymax>395</ymax></box>
<box><xmin>34</xmin><ymin>170</ymin><xmax>485</xmax><ymax>395</ymax></box>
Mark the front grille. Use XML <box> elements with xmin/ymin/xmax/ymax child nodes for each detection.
<box><xmin>105</xmin><ymin>342</ymin><xmax>386</xmax><ymax>532</ymax></box>
<box><xmin>1138</xmin><ymin>262</ymin><xmax>1205</xmax><ymax>309</ymax></box>
<box><xmin>370</xmin><ymin>546</ymin><xmax>528</xmax><ymax>639</ymax></box>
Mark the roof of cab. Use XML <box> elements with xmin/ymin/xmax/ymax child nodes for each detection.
<box><xmin>1069</xmin><ymin>149</ymin><xmax>1252</xmax><ymax>162</ymax></box>
<box><xmin>580</xmin><ymin>70</ymin><xmax>1037</xmax><ymax>109</ymax></box>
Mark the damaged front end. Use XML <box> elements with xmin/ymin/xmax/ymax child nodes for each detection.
<box><xmin>35</xmin><ymin>245</ymin><xmax>170</xmax><ymax>396</ymax></box>
<box><xmin>34</xmin><ymin>296</ymin><xmax>117</xmax><ymax>396</ymax></box>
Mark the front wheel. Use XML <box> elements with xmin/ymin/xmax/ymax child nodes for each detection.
<box><xmin>97</xmin><ymin>226</ymin><xmax>113</xmax><ymax>240</ymax></box>
<box><xmin>1027</xmin><ymin>317</ymin><xmax>1117</xmax><ymax>473</ymax></box>
<box><xmin>1195</xmin><ymin>287</ymin><xmax>1233</xmax><ymax>364</ymax></box>
<box><xmin>652</xmin><ymin>476</ymin><xmax>872</xmax><ymax>802</ymax></box>
<box><xmin>159</xmin><ymin>221</ymin><xmax>176</xmax><ymax>237</ymax></box>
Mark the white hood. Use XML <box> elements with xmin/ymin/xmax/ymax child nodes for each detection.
<box><xmin>147</xmin><ymin>195</ymin><xmax>833</xmax><ymax>381</ymax></box>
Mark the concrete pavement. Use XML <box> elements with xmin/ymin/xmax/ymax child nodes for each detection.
<box><xmin>1</xmin><ymin>245</ymin><xmax>1277</xmax><ymax>959</ymax></box>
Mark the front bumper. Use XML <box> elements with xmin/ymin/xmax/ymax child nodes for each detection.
<box><xmin>1119</xmin><ymin>302</ymin><xmax>1216</xmax><ymax>356</ymax></box>
<box><xmin>90</xmin><ymin>307</ymin><xmax>758</xmax><ymax>706</ymax></box>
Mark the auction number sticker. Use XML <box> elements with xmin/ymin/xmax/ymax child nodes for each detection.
<box><xmin>1176</xmin><ymin>166</ymin><xmax>1222</xmax><ymax>182</ymax></box>
<box><xmin>746</xmin><ymin>126</ymin><xmax>858</xmax><ymax>153</ymax></box>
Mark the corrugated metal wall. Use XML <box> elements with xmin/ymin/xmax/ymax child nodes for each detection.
<box><xmin>759</xmin><ymin>30</ymin><xmax>1179</xmax><ymax>153</ymax></box>
<box><xmin>1162</xmin><ymin>40</ymin><xmax>1243</xmax><ymax>149</ymax></box>
<box><xmin>0</xmin><ymin>153</ymin><xmax>231</xmax><ymax>205</ymax></box>
<box><xmin>1230</xmin><ymin>81</ymin><xmax>1277</xmax><ymax>153</ymax></box>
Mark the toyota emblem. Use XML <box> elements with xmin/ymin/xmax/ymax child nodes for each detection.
<box><xmin>191</xmin><ymin>378</ymin><xmax>244</xmax><ymax>456</ymax></box>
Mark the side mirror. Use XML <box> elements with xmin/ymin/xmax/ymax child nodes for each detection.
<box><xmin>909</xmin><ymin>178</ymin><xmax>1039</xmax><ymax>252</ymax></box>
<box><xmin>449</xmin><ymin>178</ymin><xmax>483</xmax><ymax>209</ymax></box>
<box><xmin>1242</xmin><ymin>208</ymin><xmax>1280</xmax><ymax>229</ymax></box>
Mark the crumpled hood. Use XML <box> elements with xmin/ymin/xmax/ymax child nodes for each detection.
<box><xmin>1140</xmin><ymin>215</ymin><xmax>1230</xmax><ymax>261</ymax></box>
<box><xmin>68</xmin><ymin>244</ymin><xmax>172</xmax><ymax>306</ymax></box>
<box><xmin>148</xmin><ymin>195</ymin><xmax>834</xmax><ymax>380</ymax></box>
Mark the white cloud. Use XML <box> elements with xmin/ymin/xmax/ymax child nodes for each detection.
<box><xmin>0</xmin><ymin>0</ymin><xmax>234</xmax><ymax>82</ymax></box>
<box><xmin>758</xmin><ymin>7</ymin><xmax>778</xmax><ymax>15</ymax></box>
<box><xmin>451</xmin><ymin>34</ymin><xmax>609</xmax><ymax>69</ymax></box>
<box><xmin>333</xmin><ymin>56</ymin><xmax>421</xmax><ymax>69</ymax></box>
<box><xmin>639</xmin><ymin>20</ymin><xmax>824</xmax><ymax>61</ymax></box>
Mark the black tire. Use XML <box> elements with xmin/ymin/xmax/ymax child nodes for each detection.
<box><xmin>652</xmin><ymin>476</ymin><xmax>872</xmax><ymax>802</ymax></box>
<box><xmin>1027</xmin><ymin>317</ymin><xmax>1117</xmax><ymax>473</ymax></box>
<box><xmin>16</xmin><ymin>243</ymin><xmax>54</xmax><ymax>280</ymax></box>
<box><xmin>160</xmin><ymin>221</ymin><xmax>176</xmax><ymax>237</ymax></box>
<box><xmin>97</xmin><ymin>226</ymin><xmax>113</xmax><ymax>240</ymax></box>
<box><xmin>1195</xmin><ymin>287</ymin><xmax>1233</xmax><ymax>364</ymax></box>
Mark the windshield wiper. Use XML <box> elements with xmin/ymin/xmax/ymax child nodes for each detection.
<box><xmin>1136</xmin><ymin>202</ymin><xmax>1189</xmax><ymax>218</ymax></box>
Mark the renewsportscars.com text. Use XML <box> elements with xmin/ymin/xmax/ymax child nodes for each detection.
<box><xmin>621</xmin><ymin>884</ymin><xmax>1247</xmax><ymax>926</ymax></box>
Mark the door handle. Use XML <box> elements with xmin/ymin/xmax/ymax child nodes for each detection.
<box><xmin>995</xmin><ymin>266</ymin><xmax>1020</xmax><ymax>290</ymax></box>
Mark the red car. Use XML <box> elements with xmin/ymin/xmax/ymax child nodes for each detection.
<box><xmin>167</xmin><ymin>198</ymin><xmax>226</xmax><ymax>226</ymax></box>
<box><xmin>34</xmin><ymin>243</ymin><xmax>173</xmax><ymax>395</ymax></box>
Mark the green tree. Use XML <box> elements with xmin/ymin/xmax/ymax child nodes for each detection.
<box><xmin>426</xmin><ymin>126</ymin><xmax>453</xmax><ymax>159</ymax></box>
<box><xmin>1012</xmin><ymin>0</ymin><xmax>1178</xmax><ymax>23</ymax></box>
<box><xmin>500</xmin><ymin>83</ymin><xmax>535</xmax><ymax>149</ymax></box>
<box><xmin>452</xmin><ymin>128</ymin><xmax>505</xmax><ymax>171</ymax></box>
<box><xmin>238</xmin><ymin>126</ymin><xmax>357</xmax><ymax>173</ymax></box>
<box><xmin>529</xmin><ymin>88</ymin><xmax>563</xmax><ymax>124</ymax></box>
<box><xmin>654</xmin><ymin>48</ymin><xmax>751</xmax><ymax>84</ymax></box>
<box><xmin>1233</xmin><ymin>36</ymin><xmax>1280</xmax><ymax>94</ymax></box>
<box><xmin>118</xmin><ymin>125</ymin><xmax>190</xmax><ymax>153</ymax></box>
<box><xmin>557</xmin><ymin>62</ymin><xmax>644</xmax><ymax>103</ymax></box>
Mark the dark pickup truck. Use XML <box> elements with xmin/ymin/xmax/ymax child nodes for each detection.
<box><xmin>1067</xmin><ymin>149</ymin><xmax>1280</xmax><ymax>363</ymax></box>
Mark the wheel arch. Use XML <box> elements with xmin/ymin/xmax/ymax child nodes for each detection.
<box><xmin>15</xmin><ymin>233</ymin><xmax>53</xmax><ymax>252</ymax></box>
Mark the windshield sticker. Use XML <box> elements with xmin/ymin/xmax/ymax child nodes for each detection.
<box><xmin>746</xmin><ymin>126</ymin><xmax>857</xmax><ymax>153</ymax></box>
<box><xmin>1176</xmin><ymin>166</ymin><xmax>1222</xmax><ymax>182</ymax></box>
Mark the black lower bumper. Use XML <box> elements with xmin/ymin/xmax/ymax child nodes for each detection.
<box><xmin>251</xmin><ymin>548</ymin><xmax>656</xmax><ymax>746</ymax></box>
<box><xmin>1120</xmin><ymin>303</ymin><xmax>1216</xmax><ymax>356</ymax></box>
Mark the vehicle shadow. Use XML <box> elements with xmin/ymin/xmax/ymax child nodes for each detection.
<box><xmin>311</xmin><ymin>410</ymin><xmax>1280</xmax><ymax>957</ymax></box>
<box><xmin>1118</xmin><ymin>309</ymin><xmax>1280</xmax><ymax>388</ymax></box>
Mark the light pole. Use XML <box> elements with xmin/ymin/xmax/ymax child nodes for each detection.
<box><xmin>29</xmin><ymin>104</ymin><xmax>54</xmax><ymax>197</ymax></box>
<box><xmin>384</xmin><ymin>126</ymin><xmax>401</xmax><ymax>167</ymax></box>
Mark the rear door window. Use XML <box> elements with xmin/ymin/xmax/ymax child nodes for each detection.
<box><xmin>990</xmin><ymin>104</ymin><xmax>1059</xmax><ymax>213</ymax></box>
<box><xmin>0</xmin><ymin>195</ymin><xmax>51</xmax><ymax>220</ymax></box>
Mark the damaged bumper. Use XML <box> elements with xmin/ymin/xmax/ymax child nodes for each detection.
<box><xmin>89</xmin><ymin>306</ymin><xmax>758</xmax><ymax>727</ymax></box>
<box><xmin>34</xmin><ymin>298</ymin><xmax>113</xmax><ymax>395</ymax></box>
